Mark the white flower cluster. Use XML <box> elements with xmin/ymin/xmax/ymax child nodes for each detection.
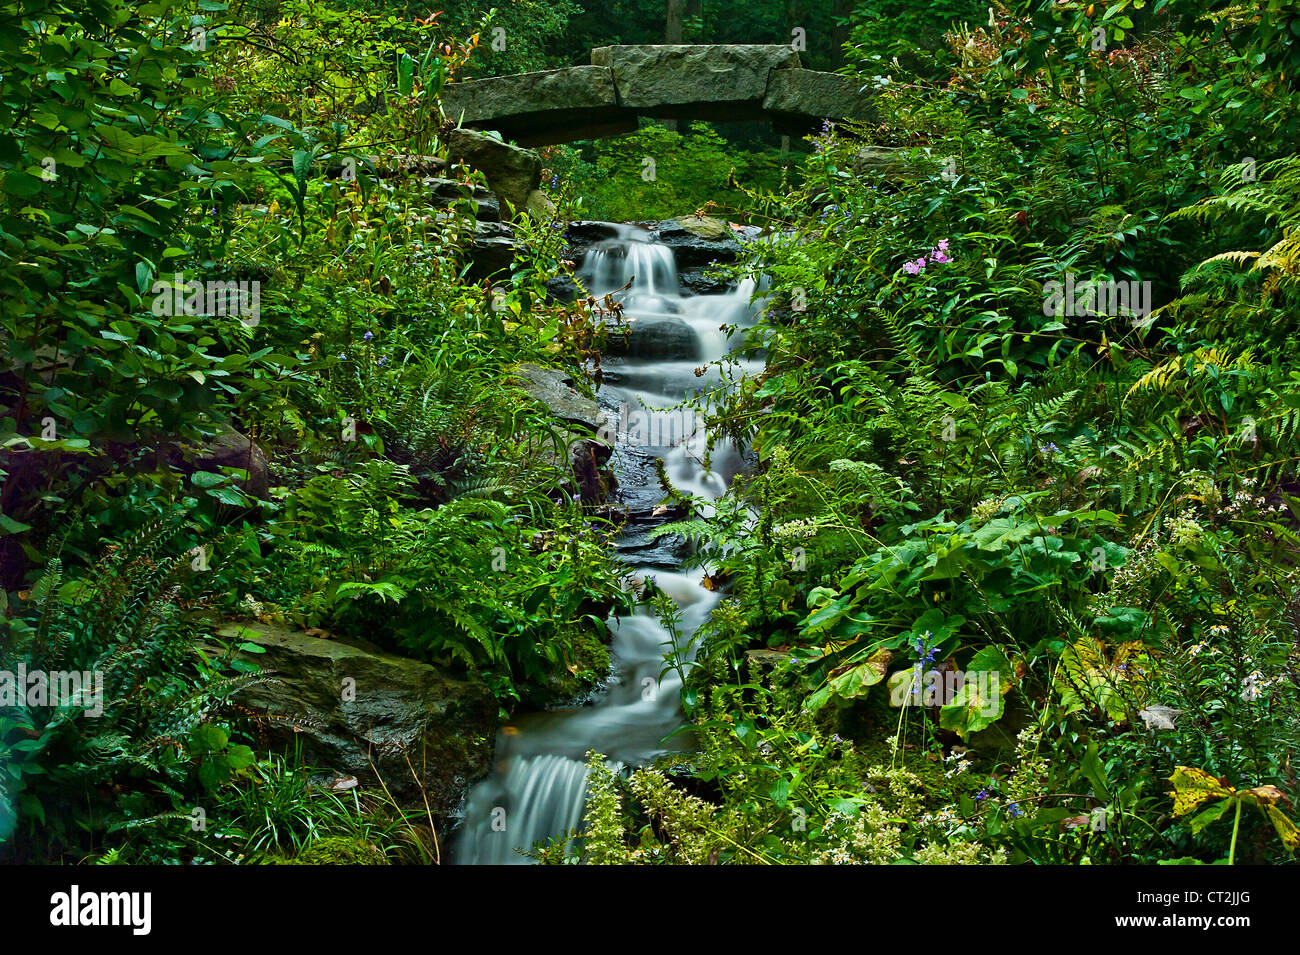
<box><xmin>943</xmin><ymin>749</ymin><xmax>973</xmax><ymax>777</ymax></box>
<box><xmin>773</xmin><ymin>517</ymin><xmax>822</xmax><ymax>540</ymax></box>
<box><xmin>812</xmin><ymin>803</ymin><xmax>902</xmax><ymax>865</ymax></box>
<box><xmin>1007</xmin><ymin>725</ymin><xmax>1049</xmax><ymax>800</ymax></box>
<box><xmin>1169</xmin><ymin>511</ymin><xmax>1203</xmax><ymax>549</ymax></box>
<box><xmin>970</xmin><ymin>497</ymin><xmax>1003</xmax><ymax>525</ymax></box>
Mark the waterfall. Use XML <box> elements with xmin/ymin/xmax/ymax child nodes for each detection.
<box><xmin>452</xmin><ymin>222</ymin><xmax>762</xmax><ymax>864</ymax></box>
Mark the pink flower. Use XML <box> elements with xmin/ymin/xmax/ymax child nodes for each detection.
<box><xmin>937</xmin><ymin>239</ymin><xmax>950</xmax><ymax>251</ymax></box>
<box><xmin>930</xmin><ymin>249</ymin><xmax>951</xmax><ymax>264</ymax></box>
<box><xmin>903</xmin><ymin>258</ymin><xmax>925</xmax><ymax>275</ymax></box>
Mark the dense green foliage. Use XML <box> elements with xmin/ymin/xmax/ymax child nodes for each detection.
<box><xmin>569</xmin><ymin>0</ymin><xmax>1300</xmax><ymax>865</ymax></box>
<box><xmin>4</xmin><ymin>0</ymin><xmax>1300</xmax><ymax>868</ymax></box>
<box><xmin>0</xmin><ymin>0</ymin><xmax>625</xmax><ymax>862</ymax></box>
<box><xmin>547</xmin><ymin>121</ymin><xmax>792</xmax><ymax>222</ymax></box>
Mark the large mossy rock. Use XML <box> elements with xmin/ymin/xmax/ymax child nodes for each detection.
<box><xmin>274</xmin><ymin>836</ymin><xmax>391</xmax><ymax>865</ymax></box>
<box><xmin>214</xmin><ymin>622</ymin><xmax>497</xmax><ymax>816</ymax></box>
<box><xmin>446</xmin><ymin>128</ymin><xmax>541</xmax><ymax>215</ymax></box>
<box><xmin>852</xmin><ymin>146</ymin><xmax>947</xmax><ymax>184</ymax></box>
<box><xmin>669</xmin><ymin>214</ymin><xmax>731</xmax><ymax>241</ymax></box>
<box><xmin>652</xmin><ymin>217</ymin><xmax>742</xmax><ymax>270</ymax></box>
<box><xmin>192</xmin><ymin>425</ymin><xmax>269</xmax><ymax>499</ymax></box>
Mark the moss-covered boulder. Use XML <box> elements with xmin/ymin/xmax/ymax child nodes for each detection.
<box><xmin>213</xmin><ymin>622</ymin><xmax>497</xmax><ymax>818</ymax></box>
<box><xmin>275</xmin><ymin>836</ymin><xmax>390</xmax><ymax>865</ymax></box>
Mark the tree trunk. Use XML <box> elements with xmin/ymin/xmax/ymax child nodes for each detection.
<box><xmin>666</xmin><ymin>0</ymin><xmax>685</xmax><ymax>43</ymax></box>
<box><xmin>831</xmin><ymin>0</ymin><xmax>851</xmax><ymax>70</ymax></box>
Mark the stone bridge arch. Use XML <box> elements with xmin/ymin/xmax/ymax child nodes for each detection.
<box><xmin>440</xmin><ymin>44</ymin><xmax>875</xmax><ymax>147</ymax></box>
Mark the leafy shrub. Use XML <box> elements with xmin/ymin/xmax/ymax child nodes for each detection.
<box><xmin>0</xmin><ymin>520</ymin><xmax>263</xmax><ymax>863</ymax></box>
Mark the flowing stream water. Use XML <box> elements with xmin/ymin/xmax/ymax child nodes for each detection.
<box><xmin>453</xmin><ymin>223</ymin><xmax>763</xmax><ymax>865</ymax></box>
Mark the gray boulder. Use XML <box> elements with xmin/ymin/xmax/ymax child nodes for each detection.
<box><xmin>605</xmin><ymin>314</ymin><xmax>699</xmax><ymax>361</ymax></box>
<box><xmin>853</xmin><ymin>146</ymin><xmax>952</xmax><ymax>183</ymax></box>
<box><xmin>466</xmin><ymin>219</ymin><xmax>516</xmax><ymax>279</ymax></box>
<box><xmin>446</xmin><ymin>128</ymin><xmax>541</xmax><ymax>215</ymax></box>
<box><xmin>652</xmin><ymin>218</ymin><xmax>742</xmax><ymax>270</ymax></box>
<box><xmin>508</xmin><ymin>363</ymin><xmax>613</xmax><ymax>504</ymax></box>
<box><xmin>214</xmin><ymin>622</ymin><xmax>497</xmax><ymax>816</ymax></box>
<box><xmin>193</xmin><ymin>425</ymin><xmax>269</xmax><ymax>499</ymax></box>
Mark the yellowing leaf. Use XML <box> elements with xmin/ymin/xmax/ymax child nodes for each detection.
<box><xmin>1169</xmin><ymin>766</ymin><xmax>1233</xmax><ymax>817</ymax></box>
<box><xmin>1263</xmin><ymin>805</ymin><xmax>1300</xmax><ymax>852</ymax></box>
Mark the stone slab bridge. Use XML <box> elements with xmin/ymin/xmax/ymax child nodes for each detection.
<box><xmin>440</xmin><ymin>45</ymin><xmax>875</xmax><ymax>147</ymax></box>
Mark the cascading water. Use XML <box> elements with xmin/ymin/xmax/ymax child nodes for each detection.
<box><xmin>453</xmin><ymin>223</ymin><xmax>763</xmax><ymax>865</ymax></box>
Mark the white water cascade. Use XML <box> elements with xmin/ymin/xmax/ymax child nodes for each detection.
<box><xmin>452</xmin><ymin>223</ymin><xmax>763</xmax><ymax>864</ymax></box>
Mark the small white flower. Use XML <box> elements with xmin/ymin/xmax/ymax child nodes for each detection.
<box><xmin>1241</xmin><ymin>670</ymin><xmax>1264</xmax><ymax>702</ymax></box>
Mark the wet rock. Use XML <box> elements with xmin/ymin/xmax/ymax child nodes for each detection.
<box><xmin>680</xmin><ymin>271</ymin><xmax>735</xmax><ymax>295</ymax></box>
<box><xmin>509</xmin><ymin>363</ymin><xmax>613</xmax><ymax>504</ymax></box>
<box><xmin>213</xmin><ymin>622</ymin><xmax>497</xmax><ymax>816</ymax></box>
<box><xmin>466</xmin><ymin>220</ymin><xmax>516</xmax><ymax>279</ymax></box>
<box><xmin>564</xmin><ymin>221</ymin><xmax>626</xmax><ymax>266</ymax></box>
<box><xmin>604</xmin><ymin>315</ymin><xmax>699</xmax><ymax>361</ymax></box>
<box><xmin>604</xmin><ymin>444</ymin><xmax>693</xmax><ymax>568</ymax></box>
<box><xmin>651</xmin><ymin>219</ymin><xmax>742</xmax><ymax>270</ymax></box>
<box><xmin>545</xmin><ymin>275</ymin><xmax>580</xmax><ymax>305</ymax></box>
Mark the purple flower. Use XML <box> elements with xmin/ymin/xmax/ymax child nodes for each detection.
<box><xmin>916</xmin><ymin>635</ymin><xmax>939</xmax><ymax>666</ymax></box>
<box><xmin>975</xmin><ymin>789</ymin><xmax>989</xmax><ymax>801</ymax></box>
<box><xmin>377</xmin><ymin>356</ymin><xmax>387</xmax><ymax>365</ymax></box>
<box><xmin>903</xmin><ymin>259</ymin><xmax>925</xmax><ymax>276</ymax></box>
<box><xmin>363</xmin><ymin>331</ymin><xmax>373</xmax><ymax>341</ymax></box>
<box><xmin>1007</xmin><ymin>802</ymin><xmax>1023</xmax><ymax>818</ymax></box>
<box><xmin>937</xmin><ymin>239</ymin><xmax>950</xmax><ymax>252</ymax></box>
<box><xmin>930</xmin><ymin>250</ymin><xmax>951</xmax><ymax>264</ymax></box>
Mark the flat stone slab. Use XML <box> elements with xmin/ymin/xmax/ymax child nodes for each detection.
<box><xmin>764</xmin><ymin>69</ymin><xmax>875</xmax><ymax>122</ymax></box>
<box><xmin>212</xmin><ymin>622</ymin><xmax>497</xmax><ymax>813</ymax></box>
<box><xmin>509</xmin><ymin>363</ymin><xmax>603</xmax><ymax>432</ymax></box>
<box><xmin>437</xmin><ymin>47</ymin><xmax>878</xmax><ymax>147</ymax></box>
<box><xmin>441</xmin><ymin>65</ymin><xmax>635</xmax><ymax>145</ymax></box>
<box><xmin>592</xmin><ymin>44</ymin><xmax>801</xmax><ymax>115</ymax></box>
<box><xmin>442</xmin><ymin>65</ymin><xmax>618</xmax><ymax>123</ymax></box>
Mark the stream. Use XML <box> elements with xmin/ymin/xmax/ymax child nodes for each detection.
<box><xmin>452</xmin><ymin>223</ymin><xmax>763</xmax><ymax>864</ymax></box>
